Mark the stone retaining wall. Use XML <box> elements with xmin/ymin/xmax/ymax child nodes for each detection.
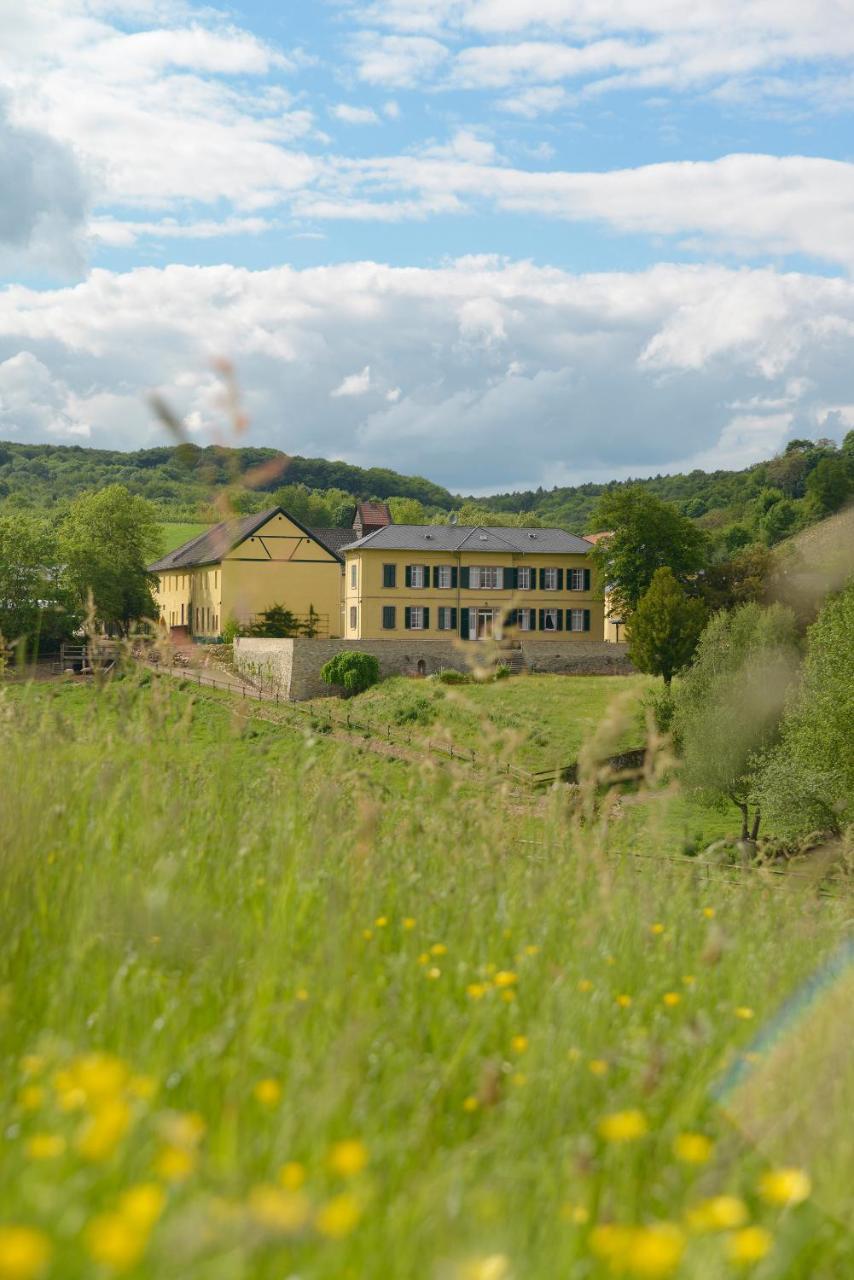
<box><xmin>235</xmin><ymin>637</ymin><xmax>633</xmax><ymax>701</ymax></box>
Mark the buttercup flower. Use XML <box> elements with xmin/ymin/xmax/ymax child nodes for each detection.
<box><xmin>672</xmin><ymin>1133</ymin><xmax>714</xmax><ymax>1165</ymax></box>
<box><xmin>328</xmin><ymin>1139</ymin><xmax>368</xmax><ymax>1177</ymax></box>
<box><xmin>248</xmin><ymin>1185</ymin><xmax>311</xmax><ymax>1234</ymax></box>
<box><xmin>757</xmin><ymin>1167</ymin><xmax>811</xmax><ymax>1206</ymax></box>
<box><xmin>598</xmin><ymin>1110</ymin><xmax>648</xmax><ymax>1142</ymax></box>
<box><xmin>279</xmin><ymin>1162</ymin><xmax>306</xmax><ymax>1190</ymax></box>
<box><xmin>0</xmin><ymin>1226</ymin><xmax>52</xmax><ymax>1280</ymax></box>
<box><xmin>315</xmin><ymin>1193</ymin><xmax>361</xmax><ymax>1239</ymax></box>
<box><xmin>662</xmin><ymin>992</ymin><xmax>681</xmax><ymax>1007</ymax></box>
<box><xmin>493</xmin><ymin>971</ymin><xmax>517</xmax><ymax>988</ymax></box>
<box><xmin>726</xmin><ymin>1226</ymin><xmax>773</xmax><ymax>1265</ymax></box>
<box><xmin>510</xmin><ymin>1035</ymin><xmax>528</xmax><ymax>1055</ymax></box>
<box><xmin>458</xmin><ymin>1255</ymin><xmax>510</xmax><ymax>1280</ymax></box>
<box><xmin>685</xmin><ymin>1196</ymin><xmax>747</xmax><ymax>1232</ymax></box>
<box><xmin>253</xmin><ymin>1078</ymin><xmax>282</xmax><ymax>1107</ymax></box>
<box><xmin>24</xmin><ymin>1134</ymin><xmax>65</xmax><ymax>1161</ymax></box>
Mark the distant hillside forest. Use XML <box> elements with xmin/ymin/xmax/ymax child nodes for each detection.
<box><xmin>1</xmin><ymin>434</ymin><xmax>852</xmax><ymax>555</ymax></box>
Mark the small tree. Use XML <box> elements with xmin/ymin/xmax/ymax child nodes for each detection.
<box><xmin>672</xmin><ymin>603</ymin><xmax>800</xmax><ymax>841</ymax></box>
<box><xmin>320</xmin><ymin>650</ymin><xmax>379</xmax><ymax>696</ymax></box>
<box><xmin>248</xmin><ymin>604</ymin><xmax>300</xmax><ymax>637</ymax></box>
<box><xmin>628</xmin><ymin>568</ymin><xmax>707</xmax><ymax>685</ymax></box>
<box><xmin>61</xmin><ymin>485</ymin><xmax>161</xmax><ymax>635</ymax></box>
<box><xmin>302</xmin><ymin>603</ymin><xmax>321</xmax><ymax>638</ymax></box>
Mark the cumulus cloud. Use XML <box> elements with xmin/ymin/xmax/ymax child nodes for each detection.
<box><xmin>332</xmin><ymin>104</ymin><xmax>381</xmax><ymax>125</ymax></box>
<box><xmin>0</xmin><ymin>95</ymin><xmax>89</xmax><ymax>274</ymax></box>
<box><xmin>1</xmin><ymin>259</ymin><xmax>853</xmax><ymax>488</ymax></box>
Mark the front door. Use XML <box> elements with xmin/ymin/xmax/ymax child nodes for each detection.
<box><xmin>475</xmin><ymin>609</ymin><xmax>496</xmax><ymax>640</ymax></box>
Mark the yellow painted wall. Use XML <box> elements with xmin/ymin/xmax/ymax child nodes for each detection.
<box><xmin>343</xmin><ymin>549</ymin><xmax>603</xmax><ymax>641</ymax></box>
<box><xmin>153</xmin><ymin>511</ymin><xmax>344</xmax><ymax>639</ymax></box>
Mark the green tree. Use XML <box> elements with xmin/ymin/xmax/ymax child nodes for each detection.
<box><xmin>672</xmin><ymin>603</ymin><xmax>800</xmax><ymax>842</ymax></box>
<box><xmin>758</xmin><ymin>496</ymin><xmax>799</xmax><ymax>544</ymax></box>
<box><xmin>804</xmin><ymin>454</ymin><xmax>850</xmax><ymax>517</ymax></box>
<box><xmin>627</xmin><ymin>568</ymin><xmax>707</xmax><ymax>685</ymax></box>
<box><xmin>248</xmin><ymin>604</ymin><xmax>300</xmax><ymax>637</ymax></box>
<box><xmin>61</xmin><ymin>486</ymin><xmax>162</xmax><ymax>635</ymax></box>
<box><xmin>388</xmin><ymin>496</ymin><xmax>427</xmax><ymax>524</ymax></box>
<box><xmin>589</xmin><ymin>487</ymin><xmax>708</xmax><ymax>618</ymax></box>
<box><xmin>699</xmin><ymin>544</ymin><xmax>773</xmax><ymax>613</ymax></box>
<box><xmin>755</xmin><ymin>580</ymin><xmax>854</xmax><ymax>839</ymax></box>
<box><xmin>320</xmin><ymin>650</ymin><xmax>379</xmax><ymax>696</ymax></box>
<box><xmin>0</xmin><ymin>513</ymin><xmax>77</xmax><ymax>653</ymax></box>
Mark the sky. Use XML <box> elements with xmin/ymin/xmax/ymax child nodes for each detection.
<box><xmin>1</xmin><ymin>0</ymin><xmax>853</xmax><ymax>493</ymax></box>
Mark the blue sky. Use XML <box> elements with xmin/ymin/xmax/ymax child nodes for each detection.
<box><xmin>1</xmin><ymin>0</ymin><xmax>853</xmax><ymax>490</ymax></box>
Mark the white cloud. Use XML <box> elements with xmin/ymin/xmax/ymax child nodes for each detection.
<box><xmin>422</xmin><ymin>128</ymin><xmax>497</xmax><ymax>163</ymax></box>
<box><xmin>331</xmin><ymin>365</ymin><xmax>372</xmax><ymax>397</ymax></box>
<box><xmin>2</xmin><ymin>259</ymin><xmax>853</xmax><ymax>488</ymax></box>
<box><xmin>353</xmin><ymin>33</ymin><xmax>449</xmax><ymax>85</ymax></box>
<box><xmin>332</xmin><ymin>103</ymin><xmax>381</xmax><ymax>125</ymax></box>
<box><xmin>89</xmin><ymin>215</ymin><xmax>274</xmax><ymax>247</ymax></box>
<box><xmin>500</xmin><ymin>85</ymin><xmax>567</xmax><ymax>117</ymax></box>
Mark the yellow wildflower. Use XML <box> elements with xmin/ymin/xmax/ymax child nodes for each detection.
<box><xmin>0</xmin><ymin>1226</ymin><xmax>52</xmax><ymax>1280</ymax></box>
<box><xmin>315</xmin><ymin>1193</ymin><xmax>361</xmax><ymax>1239</ymax></box>
<box><xmin>463</xmin><ymin>1096</ymin><xmax>479</xmax><ymax>1112</ymax></box>
<box><xmin>597</xmin><ymin>1109</ymin><xmax>648</xmax><ymax>1143</ymax></box>
<box><xmin>682</xmin><ymin>975</ymin><xmax>696</xmax><ymax>986</ymax></box>
<box><xmin>588</xmin><ymin>1059</ymin><xmax>609</xmax><ymax>1077</ymax></box>
<box><xmin>431</xmin><ymin>943</ymin><xmax>447</xmax><ymax>956</ymax></box>
<box><xmin>510</xmin><ymin>1035</ymin><xmax>528</xmax><ymax>1055</ymax></box>
<box><xmin>24</xmin><ymin>1134</ymin><xmax>65</xmax><ymax>1161</ymax></box>
<box><xmin>726</xmin><ymin>1226</ymin><xmax>773</xmax><ymax>1265</ymax></box>
<box><xmin>525</xmin><ymin>945</ymin><xmax>540</xmax><ymax>956</ymax></box>
<box><xmin>500</xmin><ymin>990</ymin><xmax>516</xmax><ymax>1003</ymax></box>
<box><xmin>362</xmin><ymin>929</ymin><xmax>373</xmax><ymax>940</ymax></box>
<box><xmin>734</xmin><ymin>1007</ymin><xmax>754</xmax><ymax>1020</ymax></box>
<box><xmin>375</xmin><ymin>916</ymin><xmax>388</xmax><ymax>927</ymax></box>
<box><xmin>511</xmin><ymin>1072</ymin><xmax>527</xmax><ymax>1087</ymax></box>
<box><xmin>757</xmin><ymin>1167</ymin><xmax>811</xmax><ymax>1206</ymax></box>
<box><xmin>161</xmin><ymin>1111</ymin><xmax>205</xmax><ymax>1147</ymax></box>
<box><xmin>328</xmin><ymin>1139</ymin><xmax>368</xmax><ymax>1178</ymax></box>
<box><xmin>17</xmin><ymin>1086</ymin><xmax>44</xmax><ymax>1113</ymax></box>
<box><xmin>458</xmin><ymin>1256</ymin><xmax>510</xmax><ymax>1280</ymax></box>
<box><xmin>615</xmin><ymin>994</ymin><xmax>633</xmax><ymax>1008</ymax></box>
<box><xmin>467</xmin><ymin>983</ymin><xmax>487</xmax><ymax>1000</ymax></box>
<box><xmin>685</xmin><ymin>1196</ymin><xmax>748</xmax><ymax>1232</ymax></box>
<box><xmin>650</xmin><ymin>923</ymin><xmax>665</xmax><ymax>935</ymax></box>
<box><xmin>403</xmin><ymin>917</ymin><xmax>416</xmax><ymax>930</ymax></box>
<box><xmin>703</xmin><ymin>907</ymin><xmax>715</xmax><ymax>919</ymax></box>
<box><xmin>493</xmin><ymin>971</ymin><xmax>517</xmax><ymax>988</ymax></box>
<box><xmin>85</xmin><ymin>1214</ymin><xmax>148</xmax><ymax>1272</ymax></box>
<box><xmin>672</xmin><ymin>1133</ymin><xmax>713</xmax><ymax>1165</ymax></box>
<box><xmin>52</xmin><ymin>1070</ymin><xmax>85</xmax><ymax>1112</ymax></box>
<box><xmin>629</xmin><ymin>1224</ymin><xmax>686</xmax><ymax>1277</ymax></box>
<box><xmin>295</xmin><ymin>988</ymin><xmax>309</xmax><ymax>1002</ymax></box>
<box><xmin>248</xmin><ymin>1185</ymin><xmax>310</xmax><ymax>1234</ymax></box>
<box><xmin>72</xmin><ymin>1053</ymin><xmax>129</xmax><ymax>1102</ymax></box>
<box><xmin>76</xmin><ymin>1099</ymin><xmax>131</xmax><ymax>1162</ymax></box>
<box><xmin>577</xmin><ymin>979</ymin><xmax>593</xmax><ymax>993</ymax></box>
<box><xmin>117</xmin><ymin>1184</ymin><xmax>165</xmax><ymax>1231</ymax></box>
<box><xmin>253</xmin><ymin>1078</ymin><xmax>282</xmax><ymax>1107</ymax></box>
<box><xmin>590</xmin><ymin>1223</ymin><xmax>636</xmax><ymax>1265</ymax></box>
<box><xmin>279</xmin><ymin>1162</ymin><xmax>306</xmax><ymax>1191</ymax></box>
<box><xmin>426</xmin><ymin>966</ymin><xmax>442</xmax><ymax>980</ymax></box>
<box><xmin>417</xmin><ymin>952</ymin><xmax>430</xmax><ymax>965</ymax></box>
<box><xmin>153</xmin><ymin>1145</ymin><xmax>195</xmax><ymax>1182</ymax></box>
<box><xmin>662</xmin><ymin>992</ymin><xmax>681</xmax><ymax>1007</ymax></box>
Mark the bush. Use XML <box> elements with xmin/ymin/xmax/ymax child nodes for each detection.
<box><xmin>393</xmin><ymin>695</ymin><xmax>436</xmax><ymax>726</ymax></box>
<box><xmin>320</xmin><ymin>650</ymin><xmax>380</xmax><ymax>696</ymax></box>
<box><xmin>494</xmin><ymin>663</ymin><xmax>511</xmax><ymax>680</ymax></box>
<box><xmin>222</xmin><ymin>615</ymin><xmax>243</xmax><ymax>644</ymax></box>
<box><xmin>436</xmin><ymin>668</ymin><xmax>471</xmax><ymax>685</ymax></box>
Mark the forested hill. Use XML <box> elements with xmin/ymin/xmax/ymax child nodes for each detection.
<box><xmin>1</xmin><ymin>436</ymin><xmax>851</xmax><ymax>547</ymax></box>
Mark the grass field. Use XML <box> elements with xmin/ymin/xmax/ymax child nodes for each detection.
<box><xmin>0</xmin><ymin>674</ymin><xmax>850</xmax><ymax>1280</ymax></box>
<box><xmin>158</xmin><ymin>523</ymin><xmax>211</xmax><ymax>555</ymax></box>
<box><xmin>305</xmin><ymin>673</ymin><xmax>655</xmax><ymax>774</ymax></box>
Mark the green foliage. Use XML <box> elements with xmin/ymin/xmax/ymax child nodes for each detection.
<box><xmin>628</xmin><ymin>568</ymin><xmax>707</xmax><ymax>685</ymax></box>
<box><xmin>387</xmin><ymin>496</ymin><xmax>427</xmax><ymax>523</ymax></box>
<box><xmin>392</xmin><ymin>693</ymin><xmax>437</xmax><ymax>726</ymax></box>
<box><xmin>0</xmin><ymin>512</ymin><xmax>79</xmax><ymax>652</ymax></box>
<box><xmin>221</xmin><ymin>614</ymin><xmax>243</xmax><ymax>644</ymax></box>
<box><xmin>757</xmin><ymin>495</ymin><xmax>799</xmax><ymax>544</ymax></box>
<box><xmin>804</xmin><ymin>454</ymin><xmax>851</xmax><ymax>517</ymax></box>
<box><xmin>672</xmin><ymin>603</ymin><xmax>801</xmax><ymax>838</ymax></box>
<box><xmin>320</xmin><ymin>650</ymin><xmax>380</xmax><ymax>695</ymax></box>
<box><xmin>61</xmin><ymin>485</ymin><xmax>162</xmax><ymax>635</ymax></box>
<box><xmin>248</xmin><ymin>604</ymin><xmax>301</xmax><ymax>638</ymax></box>
<box><xmin>436</xmin><ymin>668</ymin><xmax>471</xmax><ymax>684</ymax></box>
<box><xmin>756</xmin><ymin>579</ymin><xmax>854</xmax><ymax>838</ymax></box>
<box><xmin>698</xmin><ymin>543</ymin><xmax>773</xmax><ymax>612</ymax></box>
<box><xmin>589</xmin><ymin>488</ymin><xmax>709</xmax><ymax>617</ymax></box>
<box><xmin>302</xmin><ymin>603</ymin><xmax>321</xmax><ymax>639</ymax></box>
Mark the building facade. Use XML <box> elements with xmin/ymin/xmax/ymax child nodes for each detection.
<box><xmin>150</xmin><ymin>507</ymin><xmax>344</xmax><ymax>640</ymax></box>
<box><xmin>341</xmin><ymin>524</ymin><xmax>602</xmax><ymax>642</ymax></box>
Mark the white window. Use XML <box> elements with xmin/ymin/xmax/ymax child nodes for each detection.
<box><xmin>569</xmin><ymin>568</ymin><xmax>585</xmax><ymax>591</ymax></box>
<box><xmin>410</xmin><ymin>565</ymin><xmax>425</xmax><ymax>588</ymax></box>
<box><xmin>349</xmin><ymin>605</ymin><xmax>358</xmax><ymax>629</ymax></box>
<box><xmin>436</xmin><ymin>565</ymin><xmax>452</xmax><ymax>588</ymax></box>
<box><xmin>470</xmin><ymin>566</ymin><xmax>503</xmax><ymax>590</ymax></box>
<box><xmin>410</xmin><ymin>607</ymin><xmax>425</xmax><ymax>629</ymax></box>
<box><xmin>350</xmin><ymin>562</ymin><xmax>358</xmax><ymax>589</ymax></box>
<box><xmin>570</xmin><ymin>609</ymin><xmax>586</xmax><ymax>631</ymax></box>
<box><xmin>518</xmin><ymin>608</ymin><xmax>533</xmax><ymax>631</ymax></box>
<box><xmin>439</xmin><ymin>607</ymin><xmax>454</xmax><ymax>629</ymax></box>
<box><xmin>543</xmin><ymin>608</ymin><xmax>559</xmax><ymax>631</ymax></box>
<box><xmin>517</xmin><ymin>566</ymin><xmax>532</xmax><ymax>590</ymax></box>
<box><xmin>543</xmin><ymin>568</ymin><xmax>559</xmax><ymax>590</ymax></box>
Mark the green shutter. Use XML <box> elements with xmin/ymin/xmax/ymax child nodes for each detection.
<box><xmin>583</xmin><ymin>609</ymin><xmax>591</xmax><ymax>632</ymax></box>
<box><xmin>423</xmin><ymin>608</ymin><xmax>430</xmax><ymax>630</ymax></box>
<box><xmin>539</xmin><ymin>567</ymin><xmax>545</xmax><ymax>590</ymax></box>
<box><xmin>405</xmin><ymin>565</ymin><xmax>412</xmax><ymax>588</ymax></box>
<box><xmin>584</xmin><ymin>568</ymin><xmax>591</xmax><ymax>591</ymax></box>
<box><xmin>451</xmin><ymin>566</ymin><xmax>458</xmax><ymax>588</ymax></box>
<box><xmin>404</xmin><ymin>607</ymin><xmax>411</xmax><ymax>629</ymax></box>
<box><xmin>528</xmin><ymin>608</ymin><xmax>535</xmax><ymax>631</ymax></box>
<box><xmin>556</xmin><ymin>609</ymin><xmax>564</xmax><ymax>631</ymax></box>
<box><xmin>566</xmin><ymin>609</ymin><xmax>572</xmax><ymax>631</ymax></box>
<box><xmin>511</xmin><ymin>567</ymin><xmax>518</xmax><ymax>589</ymax></box>
<box><xmin>432</xmin><ymin>565</ymin><xmax>439</xmax><ymax>588</ymax></box>
<box><xmin>538</xmin><ymin>608</ymin><xmax>545</xmax><ymax>630</ymax></box>
<box><xmin>460</xmin><ymin>607</ymin><xmax>470</xmax><ymax>639</ymax></box>
<box><xmin>460</xmin><ymin>567</ymin><xmax>470</xmax><ymax>589</ymax></box>
<box><xmin>450</xmin><ymin>608</ymin><xmax>457</xmax><ymax>630</ymax></box>
<box><xmin>557</xmin><ymin>568</ymin><xmax>564</xmax><ymax>591</ymax></box>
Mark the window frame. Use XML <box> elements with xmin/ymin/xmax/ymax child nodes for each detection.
<box><xmin>569</xmin><ymin>608</ymin><xmax>585</xmax><ymax>632</ymax></box>
<box><xmin>517</xmin><ymin>566</ymin><xmax>532</xmax><ymax>590</ymax></box>
<box><xmin>350</xmin><ymin>562</ymin><xmax>358</xmax><ymax>589</ymax></box>
<box><xmin>543</xmin><ymin>567</ymin><xmax>559</xmax><ymax>591</ymax></box>
<box><xmin>518</xmin><ymin>608</ymin><xmax>533</xmax><ymax>631</ymax></box>
<box><xmin>436</xmin><ymin>565</ymin><xmax>452</xmax><ymax>589</ymax></box>
<box><xmin>349</xmin><ymin>605</ymin><xmax>358</xmax><ymax>630</ymax></box>
<box><xmin>569</xmin><ymin>568</ymin><xmax>585</xmax><ymax>591</ymax></box>
<box><xmin>410</xmin><ymin>564</ymin><xmax>426</xmax><ymax>589</ymax></box>
<box><xmin>409</xmin><ymin>605</ymin><xmax>425</xmax><ymax>630</ymax></box>
<box><xmin>543</xmin><ymin>607</ymin><xmax>559</xmax><ymax>631</ymax></box>
<box><xmin>382</xmin><ymin>605</ymin><xmax>396</xmax><ymax>630</ymax></box>
<box><xmin>383</xmin><ymin>563</ymin><xmax>397</xmax><ymax>589</ymax></box>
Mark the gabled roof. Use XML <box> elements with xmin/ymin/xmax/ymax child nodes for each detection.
<box><xmin>356</xmin><ymin>499</ymin><xmax>392</xmax><ymax>527</ymax></box>
<box><xmin>340</xmin><ymin>524</ymin><xmax>592</xmax><ymax>555</ymax></box>
<box><xmin>149</xmin><ymin>506</ymin><xmax>344</xmax><ymax>571</ymax></box>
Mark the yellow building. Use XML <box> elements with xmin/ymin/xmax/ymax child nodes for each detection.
<box><xmin>583</xmin><ymin>530</ymin><xmax>625</xmax><ymax>642</ymax></box>
<box><xmin>150</xmin><ymin>507</ymin><xmax>346</xmax><ymax>640</ymax></box>
<box><xmin>341</xmin><ymin>524</ymin><xmax>602</xmax><ymax>641</ymax></box>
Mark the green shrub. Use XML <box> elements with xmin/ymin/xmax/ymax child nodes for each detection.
<box><xmin>436</xmin><ymin>668</ymin><xmax>470</xmax><ymax>685</ymax></box>
<box><xmin>222</xmin><ymin>614</ymin><xmax>243</xmax><ymax>644</ymax></box>
<box><xmin>320</xmin><ymin>650</ymin><xmax>380</xmax><ymax>696</ymax></box>
<box><xmin>393</xmin><ymin>695</ymin><xmax>436</xmax><ymax>727</ymax></box>
<box><xmin>494</xmin><ymin>663</ymin><xmax>511</xmax><ymax>680</ymax></box>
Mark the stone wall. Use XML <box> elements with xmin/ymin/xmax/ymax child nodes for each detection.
<box><xmin>235</xmin><ymin>636</ymin><xmax>633</xmax><ymax>700</ymax></box>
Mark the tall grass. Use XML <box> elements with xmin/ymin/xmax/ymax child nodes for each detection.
<box><xmin>0</xmin><ymin>675</ymin><xmax>850</xmax><ymax>1280</ymax></box>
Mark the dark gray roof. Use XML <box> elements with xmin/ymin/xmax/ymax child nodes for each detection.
<box><xmin>310</xmin><ymin>527</ymin><xmax>356</xmax><ymax>556</ymax></box>
<box><xmin>340</xmin><ymin>524</ymin><xmax>592</xmax><ymax>555</ymax></box>
<box><xmin>150</xmin><ymin>507</ymin><xmax>344</xmax><ymax>571</ymax></box>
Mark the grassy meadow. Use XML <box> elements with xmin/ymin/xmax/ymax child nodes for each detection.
<box><xmin>0</xmin><ymin>673</ymin><xmax>850</xmax><ymax>1280</ymax></box>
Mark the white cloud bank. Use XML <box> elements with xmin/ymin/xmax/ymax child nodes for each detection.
<box><xmin>1</xmin><ymin>259</ymin><xmax>852</xmax><ymax>488</ymax></box>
